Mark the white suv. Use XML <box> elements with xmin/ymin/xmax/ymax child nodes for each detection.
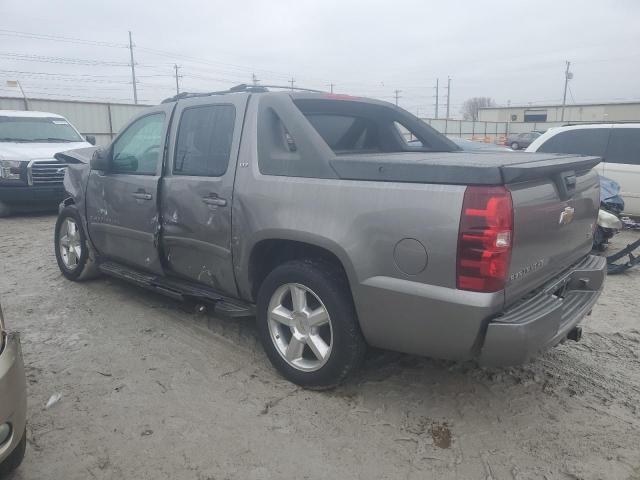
<box><xmin>526</xmin><ymin>123</ymin><xmax>640</xmax><ymax>216</ymax></box>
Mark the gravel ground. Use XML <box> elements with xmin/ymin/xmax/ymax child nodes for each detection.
<box><xmin>1</xmin><ymin>214</ymin><xmax>639</xmax><ymax>480</ymax></box>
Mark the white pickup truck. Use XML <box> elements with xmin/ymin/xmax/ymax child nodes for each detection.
<box><xmin>0</xmin><ymin>110</ymin><xmax>93</xmax><ymax>216</ymax></box>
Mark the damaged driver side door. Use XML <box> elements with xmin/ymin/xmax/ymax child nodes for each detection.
<box><xmin>85</xmin><ymin>105</ymin><xmax>174</xmax><ymax>274</ymax></box>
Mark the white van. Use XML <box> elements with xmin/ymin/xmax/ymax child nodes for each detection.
<box><xmin>526</xmin><ymin>123</ymin><xmax>640</xmax><ymax>216</ymax></box>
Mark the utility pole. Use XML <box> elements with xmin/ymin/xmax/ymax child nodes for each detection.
<box><xmin>252</xmin><ymin>73</ymin><xmax>259</xmax><ymax>86</ymax></box>
<box><xmin>394</xmin><ymin>89</ymin><xmax>401</xmax><ymax>106</ymax></box>
<box><xmin>329</xmin><ymin>82</ymin><xmax>335</xmax><ymax>93</ymax></box>
<box><xmin>445</xmin><ymin>76</ymin><xmax>451</xmax><ymax>119</ymax></box>
<box><xmin>434</xmin><ymin>78</ymin><xmax>439</xmax><ymax>119</ymax></box>
<box><xmin>174</xmin><ymin>64</ymin><xmax>181</xmax><ymax>95</ymax></box>
<box><xmin>560</xmin><ymin>61</ymin><xmax>572</xmax><ymax>122</ymax></box>
<box><xmin>128</xmin><ymin>31</ymin><xmax>138</xmax><ymax>104</ymax></box>
<box><xmin>289</xmin><ymin>77</ymin><xmax>295</xmax><ymax>91</ymax></box>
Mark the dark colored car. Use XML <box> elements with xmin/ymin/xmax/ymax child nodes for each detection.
<box><xmin>506</xmin><ymin>132</ymin><xmax>541</xmax><ymax>150</ymax></box>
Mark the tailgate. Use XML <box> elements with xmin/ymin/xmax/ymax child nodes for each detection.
<box><xmin>505</xmin><ymin>164</ymin><xmax>600</xmax><ymax>306</ymax></box>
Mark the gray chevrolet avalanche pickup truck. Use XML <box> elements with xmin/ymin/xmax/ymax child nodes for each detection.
<box><xmin>53</xmin><ymin>85</ymin><xmax>605</xmax><ymax>388</ymax></box>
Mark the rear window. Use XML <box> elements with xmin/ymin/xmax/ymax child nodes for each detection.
<box><xmin>294</xmin><ymin>98</ymin><xmax>456</xmax><ymax>155</ymax></box>
<box><xmin>305</xmin><ymin>114</ymin><xmax>378</xmax><ymax>153</ymax></box>
<box><xmin>537</xmin><ymin>128</ymin><xmax>609</xmax><ymax>156</ymax></box>
<box><xmin>606</xmin><ymin>128</ymin><xmax>640</xmax><ymax>165</ymax></box>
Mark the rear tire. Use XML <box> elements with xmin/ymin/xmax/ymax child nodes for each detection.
<box><xmin>510</xmin><ymin>141</ymin><xmax>520</xmax><ymax>150</ymax></box>
<box><xmin>54</xmin><ymin>207</ymin><xmax>99</xmax><ymax>281</ymax></box>
<box><xmin>256</xmin><ymin>259</ymin><xmax>366</xmax><ymax>389</ymax></box>
<box><xmin>0</xmin><ymin>427</ymin><xmax>26</xmax><ymax>476</ymax></box>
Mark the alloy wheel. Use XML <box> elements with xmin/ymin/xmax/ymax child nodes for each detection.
<box><xmin>58</xmin><ymin>218</ymin><xmax>82</xmax><ymax>270</ymax></box>
<box><xmin>267</xmin><ymin>283</ymin><xmax>333</xmax><ymax>372</ymax></box>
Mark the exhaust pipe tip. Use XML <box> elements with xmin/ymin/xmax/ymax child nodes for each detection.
<box><xmin>567</xmin><ymin>326</ymin><xmax>583</xmax><ymax>342</ymax></box>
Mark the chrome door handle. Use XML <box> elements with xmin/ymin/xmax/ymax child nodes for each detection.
<box><xmin>202</xmin><ymin>195</ymin><xmax>227</xmax><ymax>207</ymax></box>
<box><xmin>132</xmin><ymin>192</ymin><xmax>153</xmax><ymax>201</ymax></box>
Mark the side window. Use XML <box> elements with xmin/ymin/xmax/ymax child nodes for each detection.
<box><xmin>112</xmin><ymin>113</ymin><xmax>165</xmax><ymax>175</ymax></box>
<box><xmin>537</xmin><ymin>129</ymin><xmax>609</xmax><ymax>156</ymax></box>
<box><xmin>174</xmin><ymin>105</ymin><xmax>236</xmax><ymax>176</ymax></box>
<box><xmin>606</xmin><ymin>128</ymin><xmax>640</xmax><ymax>165</ymax></box>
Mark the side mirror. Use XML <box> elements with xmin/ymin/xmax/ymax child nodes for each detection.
<box><xmin>90</xmin><ymin>148</ymin><xmax>109</xmax><ymax>171</ymax></box>
<box><xmin>85</xmin><ymin>135</ymin><xmax>96</xmax><ymax>145</ymax></box>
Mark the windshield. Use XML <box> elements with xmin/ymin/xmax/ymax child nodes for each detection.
<box><xmin>0</xmin><ymin>116</ymin><xmax>83</xmax><ymax>143</ymax></box>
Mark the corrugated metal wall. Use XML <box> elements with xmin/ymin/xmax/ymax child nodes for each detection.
<box><xmin>0</xmin><ymin>96</ymin><xmax>150</xmax><ymax>145</ymax></box>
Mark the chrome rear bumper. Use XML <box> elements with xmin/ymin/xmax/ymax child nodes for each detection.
<box><xmin>479</xmin><ymin>255</ymin><xmax>606</xmax><ymax>366</ymax></box>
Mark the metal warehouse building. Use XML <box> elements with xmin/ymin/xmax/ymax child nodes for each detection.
<box><xmin>0</xmin><ymin>96</ymin><xmax>149</xmax><ymax>145</ymax></box>
<box><xmin>478</xmin><ymin>101</ymin><xmax>640</xmax><ymax>124</ymax></box>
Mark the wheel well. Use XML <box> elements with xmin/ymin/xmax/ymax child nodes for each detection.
<box><xmin>249</xmin><ymin>239</ymin><xmax>350</xmax><ymax>300</ymax></box>
<box><xmin>62</xmin><ymin>197</ymin><xmax>75</xmax><ymax>207</ymax></box>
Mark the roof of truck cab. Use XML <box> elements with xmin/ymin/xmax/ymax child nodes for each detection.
<box><xmin>0</xmin><ymin>109</ymin><xmax>66</xmax><ymax>118</ymax></box>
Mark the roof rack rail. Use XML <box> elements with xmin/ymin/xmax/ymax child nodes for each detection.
<box><xmin>161</xmin><ymin>83</ymin><xmax>325</xmax><ymax>104</ymax></box>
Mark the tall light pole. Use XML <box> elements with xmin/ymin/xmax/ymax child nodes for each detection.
<box><xmin>128</xmin><ymin>31</ymin><xmax>138</xmax><ymax>104</ymax></box>
<box><xmin>560</xmin><ymin>61</ymin><xmax>572</xmax><ymax>122</ymax></box>
<box><xmin>394</xmin><ymin>89</ymin><xmax>401</xmax><ymax>106</ymax></box>
<box><xmin>6</xmin><ymin>80</ymin><xmax>28</xmax><ymax>110</ymax></box>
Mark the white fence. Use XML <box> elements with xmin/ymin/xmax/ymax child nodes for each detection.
<box><xmin>0</xmin><ymin>96</ymin><xmax>150</xmax><ymax>146</ymax></box>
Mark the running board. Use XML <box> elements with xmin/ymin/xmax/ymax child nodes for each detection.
<box><xmin>98</xmin><ymin>261</ymin><xmax>255</xmax><ymax>318</ymax></box>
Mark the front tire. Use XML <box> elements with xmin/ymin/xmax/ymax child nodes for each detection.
<box><xmin>510</xmin><ymin>141</ymin><xmax>520</xmax><ymax>150</ymax></box>
<box><xmin>256</xmin><ymin>260</ymin><xmax>366</xmax><ymax>389</ymax></box>
<box><xmin>54</xmin><ymin>207</ymin><xmax>99</xmax><ymax>281</ymax></box>
<box><xmin>0</xmin><ymin>428</ymin><xmax>26</xmax><ymax>476</ymax></box>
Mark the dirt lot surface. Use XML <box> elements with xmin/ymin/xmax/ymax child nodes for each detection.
<box><xmin>1</xmin><ymin>214</ymin><xmax>639</xmax><ymax>480</ymax></box>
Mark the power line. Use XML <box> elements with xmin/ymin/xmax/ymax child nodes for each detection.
<box><xmin>0</xmin><ymin>87</ymin><xmax>148</xmax><ymax>103</ymax></box>
<box><xmin>135</xmin><ymin>45</ymin><xmax>297</xmax><ymax>81</ymax></box>
<box><xmin>0</xmin><ymin>69</ymin><xmax>134</xmax><ymax>83</ymax></box>
<box><xmin>567</xmin><ymin>83</ymin><xmax>576</xmax><ymax>104</ymax></box>
<box><xmin>0</xmin><ymin>52</ymin><xmax>130</xmax><ymax>66</ymax></box>
<box><xmin>0</xmin><ymin>29</ymin><xmax>126</xmax><ymax>48</ymax></box>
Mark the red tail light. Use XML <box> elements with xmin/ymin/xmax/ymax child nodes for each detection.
<box><xmin>457</xmin><ymin>186</ymin><xmax>513</xmax><ymax>292</ymax></box>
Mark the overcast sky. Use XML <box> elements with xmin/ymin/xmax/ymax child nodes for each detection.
<box><xmin>1</xmin><ymin>0</ymin><xmax>639</xmax><ymax>117</ymax></box>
